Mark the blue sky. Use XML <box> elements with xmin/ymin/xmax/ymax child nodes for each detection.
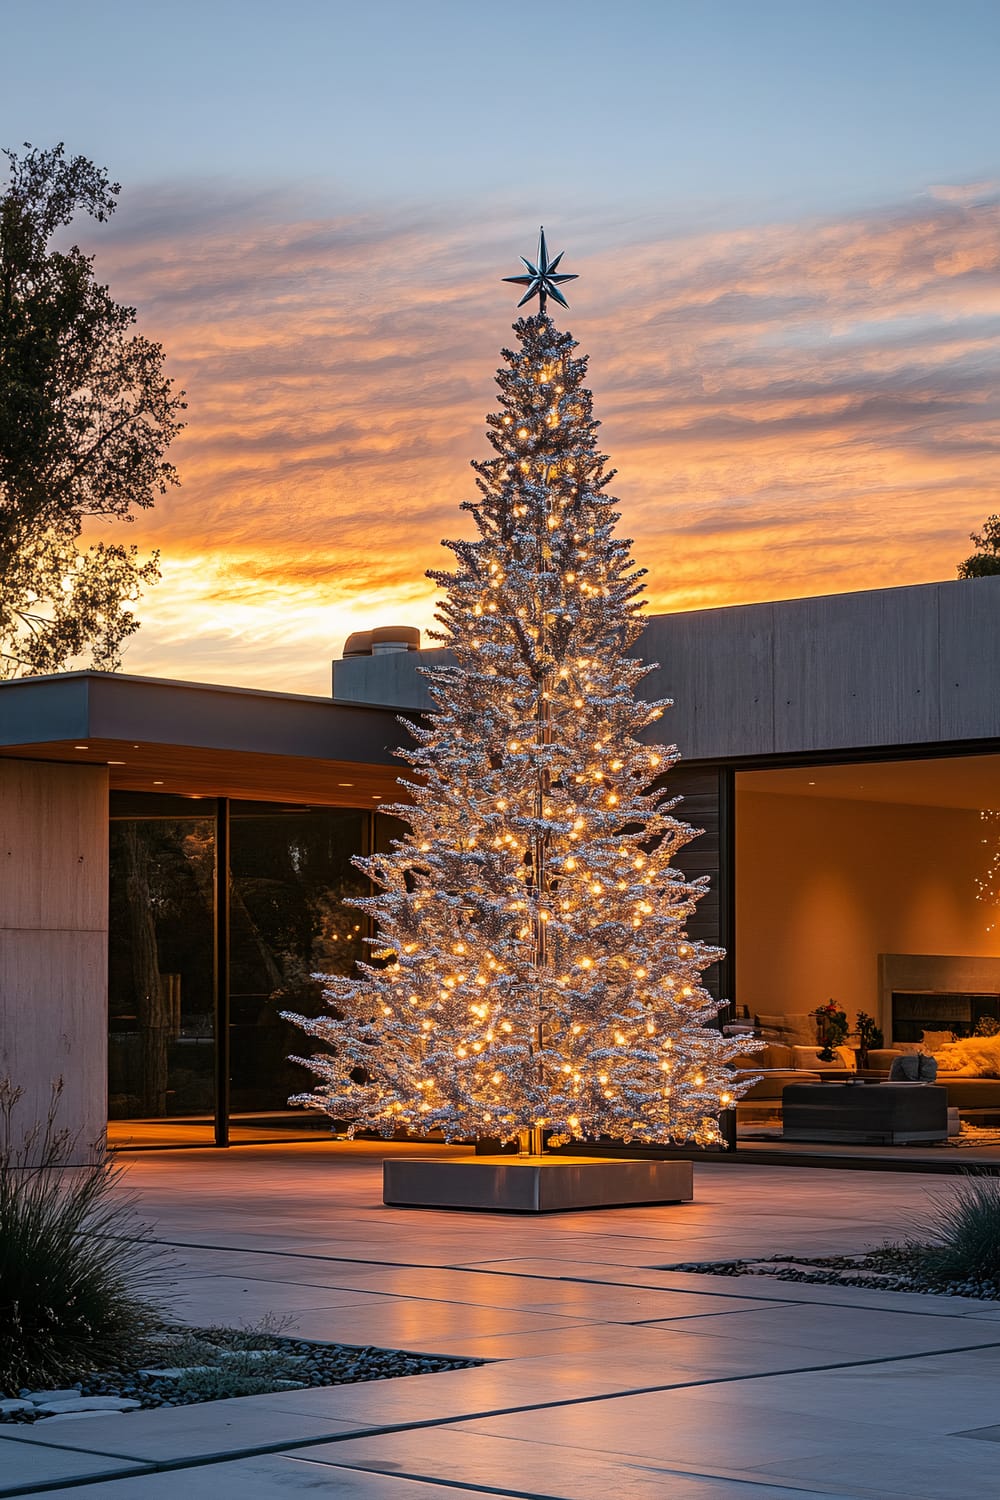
<box><xmin>4</xmin><ymin>0</ymin><xmax>998</xmax><ymax>215</ymax></box>
<box><xmin>3</xmin><ymin>0</ymin><xmax>1000</xmax><ymax>690</ymax></box>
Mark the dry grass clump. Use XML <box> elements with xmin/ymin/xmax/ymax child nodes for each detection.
<box><xmin>0</xmin><ymin>1080</ymin><xmax>170</xmax><ymax>1395</ymax></box>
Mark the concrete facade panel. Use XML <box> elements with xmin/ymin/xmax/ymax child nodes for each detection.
<box><xmin>0</xmin><ymin>761</ymin><xmax>108</xmax><ymax>1158</ymax></box>
<box><xmin>638</xmin><ymin>605</ymin><xmax>776</xmax><ymax>760</ymax></box>
<box><xmin>332</xmin><ymin>577</ymin><xmax>1000</xmax><ymax>761</ymax></box>
<box><xmin>332</xmin><ymin>651</ymin><xmax>439</xmax><ymax>712</ymax></box>
<box><xmin>0</xmin><ymin>673</ymin><xmax>90</xmax><ymax>746</ymax></box>
<box><xmin>938</xmin><ymin>576</ymin><xmax>1000</xmax><ymax>742</ymax></box>
<box><xmin>0</xmin><ymin>930</ymin><xmax>108</xmax><ymax>1158</ymax></box>
<box><xmin>0</xmin><ymin>760</ymin><xmax>108</xmax><ymax>930</ymax></box>
<box><xmin>770</xmin><ymin>586</ymin><xmax>940</xmax><ymax>755</ymax></box>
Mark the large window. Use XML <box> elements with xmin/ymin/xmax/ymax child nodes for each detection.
<box><xmin>108</xmin><ymin>801</ymin><xmax>217</xmax><ymax>1145</ymax></box>
<box><xmin>734</xmin><ymin>752</ymin><xmax>1000</xmax><ymax>1161</ymax></box>
<box><xmin>229</xmin><ymin>803</ymin><xmax>370</xmax><ymax>1134</ymax></box>
<box><xmin>108</xmin><ymin>794</ymin><xmax>374</xmax><ymax>1147</ymax></box>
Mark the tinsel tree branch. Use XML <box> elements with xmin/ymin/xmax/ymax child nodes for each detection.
<box><xmin>285</xmin><ymin>313</ymin><xmax>760</xmax><ymax>1147</ymax></box>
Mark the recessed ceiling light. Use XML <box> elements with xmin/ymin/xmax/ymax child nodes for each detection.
<box><xmin>808</xmin><ymin>781</ymin><xmax>816</xmax><ymax>786</ymax></box>
<box><xmin>372</xmin><ymin>794</ymin><xmax>382</xmax><ymax>799</ymax></box>
<box><xmin>107</xmin><ymin>760</ymin><xmax>126</xmax><ymax>765</ymax></box>
<box><xmin>74</xmin><ymin>745</ymin><xmax>89</xmax><ymax>750</ymax></box>
<box><xmin>153</xmin><ymin>780</ymin><xmax>164</xmax><ymax>786</ymax></box>
<box><xmin>337</xmin><ymin>782</ymin><xmax>354</xmax><ymax>787</ymax></box>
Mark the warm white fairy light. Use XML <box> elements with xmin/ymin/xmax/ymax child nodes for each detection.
<box><xmin>287</xmin><ymin>311</ymin><xmax>757</xmax><ymax>1147</ymax></box>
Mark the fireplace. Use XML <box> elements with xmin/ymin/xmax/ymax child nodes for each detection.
<box><xmin>891</xmin><ymin>991</ymin><xmax>1000</xmax><ymax>1044</ymax></box>
<box><xmin>879</xmin><ymin>954</ymin><xmax>1000</xmax><ymax>1041</ymax></box>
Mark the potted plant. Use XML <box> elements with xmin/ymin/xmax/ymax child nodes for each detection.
<box><xmin>854</xmin><ymin>1011</ymin><xmax>884</xmax><ymax>1067</ymax></box>
<box><xmin>814</xmin><ymin>1000</ymin><xmax>850</xmax><ymax>1062</ymax></box>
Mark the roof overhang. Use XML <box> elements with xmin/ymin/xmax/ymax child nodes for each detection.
<box><xmin>0</xmin><ymin>672</ymin><xmax>410</xmax><ymax>808</ymax></box>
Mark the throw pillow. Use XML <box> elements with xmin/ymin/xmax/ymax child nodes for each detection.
<box><xmin>834</xmin><ymin>1045</ymin><xmax>858</xmax><ymax>1072</ymax></box>
<box><xmin>921</xmin><ymin>1030</ymin><xmax>955</xmax><ymax>1053</ymax></box>
<box><xmin>889</xmin><ymin>1054</ymin><xmax>939</xmax><ymax>1082</ymax></box>
<box><xmin>934</xmin><ymin>1032</ymin><xmax>1000</xmax><ymax>1078</ymax></box>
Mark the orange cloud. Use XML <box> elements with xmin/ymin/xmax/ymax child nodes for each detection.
<box><xmin>82</xmin><ymin>188</ymin><xmax>1000</xmax><ymax>693</ymax></box>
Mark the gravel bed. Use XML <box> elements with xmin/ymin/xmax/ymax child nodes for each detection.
<box><xmin>1</xmin><ymin>1328</ymin><xmax>480</xmax><ymax>1425</ymax></box>
<box><xmin>664</xmin><ymin>1251</ymin><xmax>1000</xmax><ymax>1301</ymax></box>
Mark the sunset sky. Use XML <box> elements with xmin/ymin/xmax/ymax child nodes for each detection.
<box><xmin>5</xmin><ymin>0</ymin><xmax>1000</xmax><ymax>693</ymax></box>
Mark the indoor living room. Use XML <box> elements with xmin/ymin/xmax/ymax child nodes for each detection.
<box><xmin>732</xmin><ymin>752</ymin><xmax>1000</xmax><ymax>1163</ymax></box>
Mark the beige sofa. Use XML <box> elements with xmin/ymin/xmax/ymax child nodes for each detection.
<box><xmin>736</xmin><ymin>1042</ymin><xmax>1000</xmax><ymax>1118</ymax></box>
<box><xmin>866</xmin><ymin>1049</ymin><xmax>1000</xmax><ymax>1115</ymax></box>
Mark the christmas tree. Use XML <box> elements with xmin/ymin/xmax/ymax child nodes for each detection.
<box><xmin>288</xmin><ymin>232</ymin><xmax>754</xmax><ymax>1150</ymax></box>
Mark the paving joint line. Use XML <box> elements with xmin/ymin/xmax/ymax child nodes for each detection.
<box><xmin>147</xmin><ymin>1236</ymin><xmax>997</xmax><ymax>1321</ymax></box>
<box><xmin>5</xmin><ymin>1335</ymin><xmax>1000</xmax><ymax>1496</ymax></box>
<box><xmin>288</xmin><ymin>1451</ymin><xmax>832</xmax><ymax>1500</ymax></box>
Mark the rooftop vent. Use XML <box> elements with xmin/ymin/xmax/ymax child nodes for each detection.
<box><xmin>342</xmin><ymin>625</ymin><xmax>421</xmax><ymax>658</ymax></box>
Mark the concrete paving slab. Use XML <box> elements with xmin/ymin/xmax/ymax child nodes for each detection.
<box><xmin>401</xmin><ymin>1320</ymin><xmax>667</xmax><ymax>1359</ymax></box>
<box><xmin>648</xmin><ymin>1301</ymin><xmax>1000</xmax><ymax>1360</ymax></box>
<box><xmin>452</xmin><ymin>1386</ymin><xmax>894</xmax><ymax>1471</ymax></box>
<box><xmin>0</xmin><ymin>1403</ymin><xmax>363</xmax><ymax>1464</ymax></box>
<box><xmin>0</xmin><ymin>1437</ymin><xmax>151</xmax><ymax>1496</ymax></box>
<box><xmin>29</xmin><ymin>1146</ymin><xmax>994</xmax><ymax>1500</ymax></box>
<box><xmin>655</xmin><ymin>1348</ymin><xmax>1000</xmax><ymax>1433</ymax></box>
<box><xmin>168</xmin><ymin>1274</ymin><xmax>401</xmax><ymax>1324</ymax></box>
<box><xmin>462</xmin><ymin>1258</ymin><xmax>1000</xmax><ymax>1317</ymax></box>
<box><xmin>242</xmin><ymin>1297</ymin><xmax>591</xmax><ymax>1352</ymax></box>
<box><xmin>28</xmin><ymin>1453</ymin><xmax>508</xmax><ymax>1498</ymax></box>
<box><xmin>517</xmin><ymin>1286</ymin><xmax>784</xmax><ymax>1321</ymax></box>
<box><xmin>748</xmin><ymin>1437</ymin><xmax>1000</xmax><ymax>1500</ymax></box>
<box><xmin>301</xmin><ymin>1428</ymin><xmax>857</xmax><ymax>1499</ymax></box>
<box><xmin>230</xmin><ymin>1349</ymin><xmax>688</xmax><ymax>1425</ymax></box>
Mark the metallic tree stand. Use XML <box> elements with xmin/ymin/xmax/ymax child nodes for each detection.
<box><xmin>382</xmin><ymin>1153</ymin><xmax>694</xmax><ymax>1213</ymax></box>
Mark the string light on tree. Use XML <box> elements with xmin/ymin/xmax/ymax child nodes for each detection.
<box><xmin>287</xmin><ymin>233</ymin><xmax>757</xmax><ymax>1150</ymax></box>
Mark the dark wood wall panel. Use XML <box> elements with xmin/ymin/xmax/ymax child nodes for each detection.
<box><xmin>668</xmin><ymin>767</ymin><xmax>725</xmax><ymax>1002</ymax></box>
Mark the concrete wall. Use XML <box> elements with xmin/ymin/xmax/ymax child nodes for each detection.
<box><xmin>332</xmin><ymin>575</ymin><xmax>1000</xmax><ymax>762</ymax></box>
<box><xmin>736</xmin><ymin>788</ymin><xmax>1000</xmax><ymax>1034</ymax></box>
<box><xmin>0</xmin><ymin>760</ymin><xmax>109</xmax><ymax>1158</ymax></box>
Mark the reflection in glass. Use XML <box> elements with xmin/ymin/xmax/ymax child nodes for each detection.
<box><xmin>229</xmin><ymin>804</ymin><xmax>370</xmax><ymax>1130</ymax></box>
<box><xmin>108</xmin><ymin>817</ymin><xmax>215</xmax><ymax>1142</ymax></box>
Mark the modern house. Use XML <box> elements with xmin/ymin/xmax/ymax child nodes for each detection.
<box><xmin>4</xmin><ymin>574</ymin><xmax>1000</xmax><ymax>1165</ymax></box>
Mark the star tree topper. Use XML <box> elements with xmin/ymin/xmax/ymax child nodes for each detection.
<box><xmin>502</xmin><ymin>226</ymin><xmax>578</xmax><ymax>313</ymax></box>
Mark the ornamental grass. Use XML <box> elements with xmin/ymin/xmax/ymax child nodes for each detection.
<box><xmin>914</xmin><ymin>1173</ymin><xmax>1000</xmax><ymax>1289</ymax></box>
<box><xmin>0</xmin><ymin>1079</ymin><xmax>170</xmax><ymax>1395</ymax></box>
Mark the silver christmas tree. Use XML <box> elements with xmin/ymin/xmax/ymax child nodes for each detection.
<box><xmin>288</xmin><ymin>241</ymin><xmax>754</xmax><ymax>1149</ymax></box>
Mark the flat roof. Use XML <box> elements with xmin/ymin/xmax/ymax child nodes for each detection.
<box><xmin>0</xmin><ymin>672</ymin><xmax>407</xmax><ymax>807</ymax></box>
<box><xmin>333</xmin><ymin>574</ymin><xmax>1000</xmax><ymax>762</ymax></box>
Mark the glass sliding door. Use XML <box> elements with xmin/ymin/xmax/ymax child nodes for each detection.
<box><xmin>108</xmin><ymin>797</ymin><xmax>217</xmax><ymax>1146</ymax></box>
<box><xmin>227</xmin><ymin>803</ymin><xmax>371</xmax><ymax>1140</ymax></box>
<box><xmin>734</xmin><ymin>751</ymin><xmax>1000</xmax><ymax>1163</ymax></box>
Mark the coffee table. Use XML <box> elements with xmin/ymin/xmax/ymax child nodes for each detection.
<box><xmin>782</xmin><ymin>1082</ymin><xmax>948</xmax><ymax>1144</ymax></box>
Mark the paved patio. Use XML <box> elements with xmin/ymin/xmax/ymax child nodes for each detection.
<box><xmin>4</xmin><ymin>1143</ymin><xmax>1000</xmax><ymax>1498</ymax></box>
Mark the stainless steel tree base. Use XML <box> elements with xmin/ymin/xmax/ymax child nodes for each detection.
<box><xmin>382</xmin><ymin>1154</ymin><xmax>694</xmax><ymax>1213</ymax></box>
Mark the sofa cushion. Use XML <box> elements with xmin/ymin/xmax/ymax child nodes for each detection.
<box><xmin>740</xmin><ymin>1070</ymin><xmax>822</xmax><ymax>1102</ymax></box>
<box><xmin>867</xmin><ymin>1049</ymin><xmax>903</xmax><ymax>1072</ymax></box>
<box><xmin>921</xmin><ymin>1030</ymin><xmax>955</xmax><ymax>1052</ymax></box>
<box><xmin>754</xmin><ymin>1013</ymin><xmax>816</xmax><ymax>1047</ymax></box>
<box><xmin>732</xmin><ymin>1043</ymin><xmax>794</xmax><ymax>1071</ymax></box>
<box><xmin>793</xmin><ymin>1045</ymin><xmax>854</xmax><ymax>1072</ymax></box>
